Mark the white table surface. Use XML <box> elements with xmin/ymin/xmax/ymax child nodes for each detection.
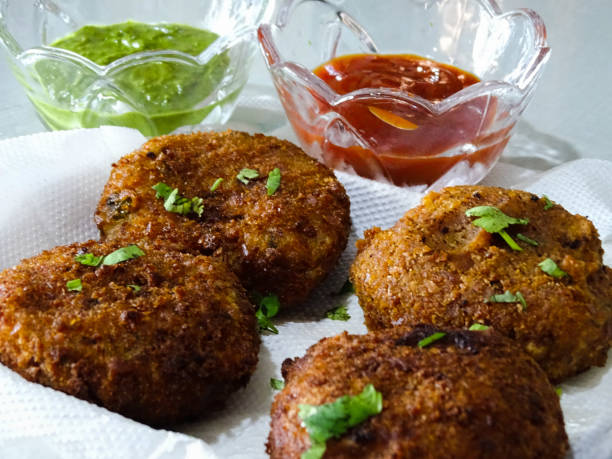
<box><xmin>0</xmin><ymin>2</ymin><xmax>610</xmax><ymax>458</ymax></box>
<box><xmin>0</xmin><ymin>0</ymin><xmax>610</xmax><ymax>167</ymax></box>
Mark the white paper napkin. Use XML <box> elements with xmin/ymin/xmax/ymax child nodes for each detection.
<box><xmin>0</xmin><ymin>126</ymin><xmax>610</xmax><ymax>459</ymax></box>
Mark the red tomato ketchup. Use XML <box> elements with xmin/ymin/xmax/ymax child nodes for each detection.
<box><xmin>315</xmin><ymin>54</ymin><xmax>479</xmax><ymax>101</ymax></box>
<box><xmin>288</xmin><ymin>54</ymin><xmax>507</xmax><ymax>187</ymax></box>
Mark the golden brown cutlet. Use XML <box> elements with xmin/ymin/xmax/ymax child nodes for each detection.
<box><xmin>351</xmin><ymin>185</ymin><xmax>612</xmax><ymax>382</ymax></box>
<box><xmin>95</xmin><ymin>130</ymin><xmax>351</xmax><ymax>309</ymax></box>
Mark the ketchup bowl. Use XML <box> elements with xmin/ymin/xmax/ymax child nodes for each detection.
<box><xmin>258</xmin><ymin>0</ymin><xmax>550</xmax><ymax>189</ymax></box>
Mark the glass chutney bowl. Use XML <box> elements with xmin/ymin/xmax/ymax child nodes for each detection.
<box><xmin>258</xmin><ymin>0</ymin><xmax>550</xmax><ymax>189</ymax></box>
<box><xmin>0</xmin><ymin>0</ymin><xmax>274</xmax><ymax>136</ymax></box>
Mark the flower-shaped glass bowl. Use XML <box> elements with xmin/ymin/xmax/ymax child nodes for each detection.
<box><xmin>258</xmin><ymin>0</ymin><xmax>550</xmax><ymax>188</ymax></box>
<box><xmin>0</xmin><ymin>0</ymin><xmax>273</xmax><ymax>136</ymax></box>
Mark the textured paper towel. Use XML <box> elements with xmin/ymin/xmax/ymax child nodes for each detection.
<box><xmin>0</xmin><ymin>126</ymin><xmax>610</xmax><ymax>459</ymax></box>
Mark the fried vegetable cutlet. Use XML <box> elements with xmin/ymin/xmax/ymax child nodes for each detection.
<box><xmin>268</xmin><ymin>324</ymin><xmax>568</xmax><ymax>458</ymax></box>
<box><xmin>94</xmin><ymin>130</ymin><xmax>351</xmax><ymax>309</ymax></box>
<box><xmin>0</xmin><ymin>240</ymin><xmax>260</xmax><ymax>426</ymax></box>
<box><xmin>351</xmin><ymin>185</ymin><xmax>612</xmax><ymax>382</ymax></box>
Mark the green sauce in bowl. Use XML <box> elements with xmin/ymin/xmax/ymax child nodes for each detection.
<box><xmin>32</xmin><ymin>21</ymin><xmax>233</xmax><ymax>136</ymax></box>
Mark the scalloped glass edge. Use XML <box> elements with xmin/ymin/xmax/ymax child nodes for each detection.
<box><xmin>0</xmin><ymin>0</ymin><xmax>274</xmax><ymax>136</ymax></box>
<box><xmin>257</xmin><ymin>0</ymin><xmax>552</xmax><ymax>189</ymax></box>
<box><xmin>259</xmin><ymin>0</ymin><xmax>550</xmax><ymax>114</ymax></box>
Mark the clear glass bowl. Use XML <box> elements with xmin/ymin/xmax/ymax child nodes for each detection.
<box><xmin>258</xmin><ymin>0</ymin><xmax>550</xmax><ymax>189</ymax></box>
<box><xmin>0</xmin><ymin>0</ymin><xmax>274</xmax><ymax>136</ymax></box>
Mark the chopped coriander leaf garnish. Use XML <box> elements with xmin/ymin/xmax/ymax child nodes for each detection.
<box><xmin>465</xmin><ymin>206</ymin><xmax>529</xmax><ymax>233</ymax></box>
<box><xmin>210</xmin><ymin>177</ymin><xmax>223</xmax><ymax>192</ymax></box>
<box><xmin>256</xmin><ymin>314</ymin><xmax>278</xmax><ymax>334</ymax></box>
<box><xmin>163</xmin><ymin>188</ymin><xmax>203</xmax><ymax>216</ymax></box>
<box><xmin>487</xmin><ymin>290</ymin><xmax>527</xmax><ymax>310</ymax></box>
<box><xmin>417</xmin><ymin>331</ymin><xmax>446</xmax><ymax>348</ymax></box>
<box><xmin>74</xmin><ymin>253</ymin><xmax>104</xmax><ymax>267</ymax></box>
<box><xmin>517</xmin><ymin>233</ymin><xmax>539</xmax><ymax>247</ymax></box>
<box><xmin>325</xmin><ymin>305</ymin><xmax>350</xmax><ymax>321</ymax></box>
<box><xmin>75</xmin><ymin>245</ymin><xmax>144</xmax><ymax>267</ymax></box>
<box><xmin>102</xmin><ymin>245</ymin><xmax>145</xmax><ymax>265</ymax></box>
<box><xmin>255</xmin><ymin>294</ymin><xmax>280</xmax><ymax>334</ymax></box>
<box><xmin>543</xmin><ymin>195</ymin><xmax>555</xmax><ymax>210</ymax></box>
<box><xmin>335</xmin><ymin>279</ymin><xmax>355</xmax><ymax>295</ymax></box>
<box><xmin>487</xmin><ymin>290</ymin><xmax>517</xmax><ymax>303</ymax></box>
<box><xmin>128</xmin><ymin>284</ymin><xmax>141</xmax><ymax>292</ymax></box>
<box><xmin>555</xmin><ymin>387</ymin><xmax>563</xmax><ymax>397</ymax></box>
<box><xmin>270</xmin><ymin>378</ymin><xmax>285</xmax><ymax>390</ymax></box>
<box><xmin>236</xmin><ymin>168</ymin><xmax>259</xmax><ymax>185</ymax></box>
<box><xmin>465</xmin><ymin>206</ymin><xmax>528</xmax><ymax>251</ymax></box>
<box><xmin>266</xmin><ymin>168</ymin><xmax>281</xmax><ymax>196</ymax></box>
<box><xmin>298</xmin><ymin>384</ymin><xmax>383</xmax><ymax>459</ymax></box>
<box><xmin>66</xmin><ymin>278</ymin><xmax>82</xmax><ymax>292</ymax></box>
<box><xmin>152</xmin><ymin>181</ymin><xmax>173</xmax><ymax>199</ymax></box>
<box><xmin>539</xmin><ymin>258</ymin><xmax>567</xmax><ymax>278</ymax></box>
<box><xmin>468</xmin><ymin>323</ymin><xmax>490</xmax><ymax>331</ymax></box>
<box><xmin>302</xmin><ymin>442</ymin><xmax>326</xmax><ymax>459</ymax></box>
<box><xmin>152</xmin><ymin>182</ymin><xmax>203</xmax><ymax>217</ymax></box>
<box><xmin>515</xmin><ymin>292</ymin><xmax>527</xmax><ymax>310</ymax></box>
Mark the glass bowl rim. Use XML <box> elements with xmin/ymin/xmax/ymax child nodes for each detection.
<box><xmin>12</xmin><ymin>28</ymin><xmax>258</xmax><ymax>75</ymax></box>
<box><xmin>258</xmin><ymin>0</ymin><xmax>551</xmax><ymax>112</ymax></box>
<box><xmin>0</xmin><ymin>0</ymin><xmax>274</xmax><ymax>70</ymax></box>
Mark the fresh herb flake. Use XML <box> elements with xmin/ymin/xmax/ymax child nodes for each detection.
<box><xmin>465</xmin><ymin>206</ymin><xmax>528</xmax><ymax>251</ymax></box>
<box><xmin>152</xmin><ymin>182</ymin><xmax>173</xmax><ymax>200</ymax></box>
<box><xmin>336</xmin><ymin>279</ymin><xmax>355</xmax><ymax>295</ymax></box>
<box><xmin>418</xmin><ymin>331</ymin><xmax>446</xmax><ymax>348</ymax></box>
<box><xmin>468</xmin><ymin>323</ymin><xmax>490</xmax><ymax>331</ymax></box>
<box><xmin>191</xmin><ymin>197</ymin><xmax>204</xmax><ymax>217</ymax></box>
<box><xmin>538</xmin><ymin>258</ymin><xmax>567</xmax><ymax>278</ymax></box>
<box><xmin>270</xmin><ymin>378</ymin><xmax>285</xmax><ymax>390</ymax></box>
<box><xmin>75</xmin><ymin>247</ymin><xmax>144</xmax><ymax>268</ymax></box>
<box><xmin>256</xmin><ymin>294</ymin><xmax>280</xmax><ymax>334</ymax></box>
<box><xmin>516</xmin><ymin>292</ymin><xmax>527</xmax><ymax>310</ymax></box>
<box><xmin>298</xmin><ymin>384</ymin><xmax>383</xmax><ymax>459</ymax></box>
<box><xmin>66</xmin><ymin>278</ymin><xmax>82</xmax><ymax>292</ymax></box>
<box><xmin>128</xmin><ymin>284</ymin><xmax>141</xmax><ymax>292</ymax></box>
<box><xmin>543</xmin><ymin>195</ymin><xmax>555</xmax><ymax>210</ymax></box>
<box><xmin>555</xmin><ymin>387</ymin><xmax>563</xmax><ymax>397</ymax></box>
<box><xmin>266</xmin><ymin>168</ymin><xmax>281</xmax><ymax>196</ymax></box>
<box><xmin>163</xmin><ymin>187</ymin><xmax>180</xmax><ymax>212</ymax></box>
<box><xmin>102</xmin><ymin>245</ymin><xmax>144</xmax><ymax>265</ymax></box>
<box><xmin>517</xmin><ymin>233</ymin><xmax>539</xmax><ymax>247</ymax></box>
<box><xmin>152</xmin><ymin>182</ymin><xmax>203</xmax><ymax>217</ymax></box>
<box><xmin>210</xmin><ymin>177</ymin><xmax>223</xmax><ymax>192</ymax></box>
<box><xmin>256</xmin><ymin>310</ymin><xmax>277</xmax><ymax>334</ymax></box>
<box><xmin>236</xmin><ymin>168</ymin><xmax>259</xmax><ymax>185</ymax></box>
<box><xmin>488</xmin><ymin>290</ymin><xmax>516</xmax><ymax>303</ymax></box>
<box><xmin>325</xmin><ymin>305</ymin><xmax>350</xmax><ymax>321</ymax></box>
<box><xmin>465</xmin><ymin>206</ymin><xmax>529</xmax><ymax>233</ymax></box>
<box><xmin>487</xmin><ymin>290</ymin><xmax>527</xmax><ymax>310</ymax></box>
<box><xmin>74</xmin><ymin>253</ymin><xmax>103</xmax><ymax>267</ymax></box>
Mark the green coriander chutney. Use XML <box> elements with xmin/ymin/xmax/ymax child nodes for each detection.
<box><xmin>33</xmin><ymin>21</ymin><xmax>233</xmax><ymax>136</ymax></box>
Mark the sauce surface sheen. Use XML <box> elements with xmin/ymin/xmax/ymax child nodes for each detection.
<box><xmin>313</xmin><ymin>53</ymin><xmax>479</xmax><ymax>102</ymax></box>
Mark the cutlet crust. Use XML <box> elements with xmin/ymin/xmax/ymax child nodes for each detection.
<box><xmin>351</xmin><ymin>186</ymin><xmax>612</xmax><ymax>382</ymax></box>
<box><xmin>0</xmin><ymin>240</ymin><xmax>259</xmax><ymax>425</ymax></box>
<box><xmin>95</xmin><ymin>130</ymin><xmax>351</xmax><ymax>308</ymax></box>
<box><xmin>268</xmin><ymin>325</ymin><xmax>568</xmax><ymax>458</ymax></box>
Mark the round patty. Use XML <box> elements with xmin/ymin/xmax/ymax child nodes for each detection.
<box><xmin>351</xmin><ymin>185</ymin><xmax>612</xmax><ymax>382</ymax></box>
<box><xmin>268</xmin><ymin>324</ymin><xmax>568</xmax><ymax>458</ymax></box>
<box><xmin>0</xmin><ymin>240</ymin><xmax>259</xmax><ymax>426</ymax></box>
<box><xmin>94</xmin><ymin>130</ymin><xmax>351</xmax><ymax>308</ymax></box>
